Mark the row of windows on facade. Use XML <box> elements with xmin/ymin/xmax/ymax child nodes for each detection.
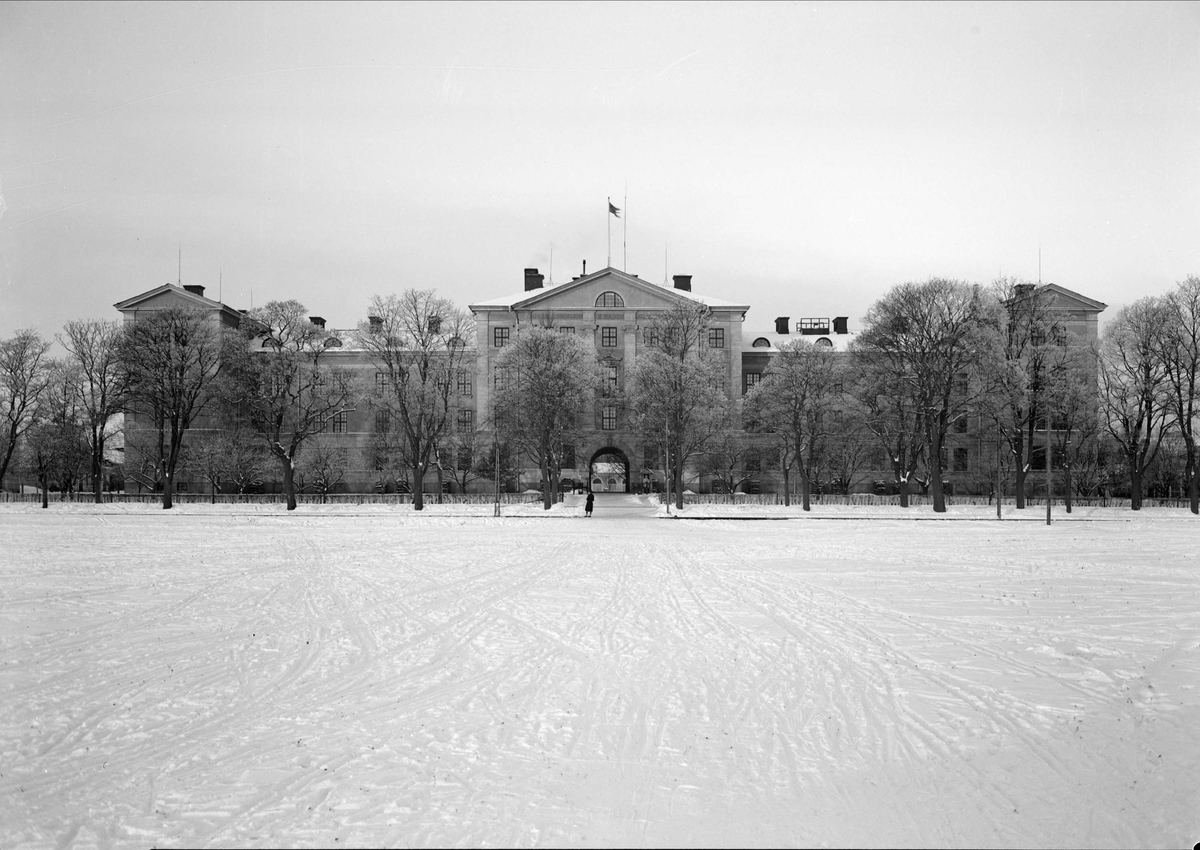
<box><xmin>492</xmin><ymin>325</ymin><xmax>727</xmax><ymax>350</ymax></box>
<box><xmin>374</xmin><ymin>371</ymin><xmax>474</xmax><ymax>396</ymax></box>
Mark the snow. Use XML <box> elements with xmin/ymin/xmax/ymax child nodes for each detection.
<box><xmin>2</xmin><ymin>494</ymin><xmax>1198</xmax><ymax>848</ymax></box>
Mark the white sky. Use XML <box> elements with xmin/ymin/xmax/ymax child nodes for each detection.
<box><xmin>2</xmin><ymin>1</ymin><xmax>1198</xmax><ymax>339</ymax></box>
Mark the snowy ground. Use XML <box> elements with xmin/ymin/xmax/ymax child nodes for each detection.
<box><xmin>2</xmin><ymin>494</ymin><xmax>1197</xmax><ymax>848</ymax></box>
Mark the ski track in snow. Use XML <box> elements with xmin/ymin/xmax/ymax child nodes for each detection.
<box><xmin>1</xmin><ymin>498</ymin><xmax>1198</xmax><ymax>848</ymax></box>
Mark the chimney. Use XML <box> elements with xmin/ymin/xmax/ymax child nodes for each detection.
<box><xmin>310</xmin><ymin>316</ymin><xmax>326</xmax><ymax>329</ymax></box>
<box><xmin>672</xmin><ymin>274</ymin><xmax>692</xmax><ymax>292</ymax></box>
<box><xmin>183</xmin><ymin>284</ymin><xmax>205</xmax><ymax>297</ymax></box>
<box><xmin>524</xmin><ymin>268</ymin><xmax>545</xmax><ymax>291</ymax></box>
<box><xmin>774</xmin><ymin>317</ymin><xmax>790</xmax><ymax>335</ymax></box>
<box><xmin>583</xmin><ymin>260</ymin><xmax>587</xmax><ymax>276</ymax></box>
<box><xmin>368</xmin><ymin>315</ymin><xmax>383</xmax><ymax>334</ymax></box>
<box><xmin>833</xmin><ymin>316</ymin><xmax>849</xmax><ymax>335</ymax></box>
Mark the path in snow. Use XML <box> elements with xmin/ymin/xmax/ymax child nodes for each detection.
<box><xmin>1</xmin><ymin>506</ymin><xmax>1197</xmax><ymax>847</ymax></box>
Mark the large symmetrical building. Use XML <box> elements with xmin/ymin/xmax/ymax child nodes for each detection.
<box><xmin>114</xmin><ymin>268</ymin><xmax>1107</xmax><ymax>497</ymax></box>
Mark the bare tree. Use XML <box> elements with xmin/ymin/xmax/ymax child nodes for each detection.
<box><xmin>121</xmin><ymin>308</ymin><xmax>224</xmax><ymax>509</ymax></box>
<box><xmin>743</xmin><ymin>338</ymin><xmax>845</xmax><ymax>510</ymax></box>
<box><xmin>854</xmin><ymin>279</ymin><xmax>1001</xmax><ymax>512</ymax></box>
<box><xmin>982</xmin><ymin>280</ymin><xmax>1076</xmax><ymax>508</ymax></box>
<box><xmin>23</xmin><ymin>360</ymin><xmax>90</xmax><ymax>507</ymax></box>
<box><xmin>0</xmin><ymin>329</ymin><xmax>53</xmax><ymax>491</ymax></box>
<box><xmin>492</xmin><ymin>326</ymin><xmax>599</xmax><ymax>510</ymax></box>
<box><xmin>297</xmin><ymin>438</ymin><xmax>350</xmax><ymax>503</ymax></box>
<box><xmin>59</xmin><ymin>319</ymin><xmax>129</xmax><ymax>503</ymax></box>
<box><xmin>1099</xmin><ymin>297</ymin><xmax>1172</xmax><ymax>510</ymax></box>
<box><xmin>223</xmin><ymin>300</ymin><xmax>360</xmax><ymax>511</ymax></box>
<box><xmin>627</xmin><ymin>301</ymin><xmax>729</xmax><ymax>510</ymax></box>
<box><xmin>1157</xmin><ymin>275</ymin><xmax>1200</xmax><ymax>514</ymax></box>
<box><xmin>355</xmin><ymin>290</ymin><xmax>475</xmax><ymax>510</ymax></box>
<box><xmin>701</xmin><ymin>429</ymin><xmax>762</xmax><ymax>496</ymax></box>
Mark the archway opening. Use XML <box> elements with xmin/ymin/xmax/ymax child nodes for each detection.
<box><xmin>588</xmin><ymin>447</ymin><xmax>630</xmax><ymax>493</ymax></box>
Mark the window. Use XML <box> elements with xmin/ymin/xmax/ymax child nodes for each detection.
<box><xmin>744</xmin><ymin>372</ymin><xmax>762</xmax><ymax>394</ymax></box>
<box><xmin>456</xmin><ymin>446</ymin><xmax>472</xmax><ymax>472</ymax></box>
<box><xmin>374</xmin><ymin>409</ymin><xmax>390</xmax><ymax>432</ymax></box>
<box><xmin>832</xmin><ymin>382</ymin><xmax>844</xmax><ymax>394</ymax></box>
<box><xmin>596</xmin><ymin>291</ymin><xmax>625</xmax><ymax>308</ymax></box>
<box><xmin>457</xmin><ymin>409</ymin><xmax>474</xmax><ymax>434</ymax></box>
<box><xmin>493</xmin><ymin>367</ymin><xmax>510</xmax><ymax>391</ymax></box>
<box><xmin>814</xmin><ymin>337</ymin><xmax>833</xmax><ymax>348</ymax></box>
<box><xmin>645</xmin><ymin>328</ymin><xmax>660</xmax><ymax>348</ymax></box>
<box><xmin>831</xmin><ymin>409</ymin><xmax>843</xmax><ymax>425</ymax></box>
<box><xmin>954</xmin><ymin>373</ymin><xmax>969</xmax><ymax>397</ymax></box>
<box><xmin>561</xmin><ymin>444</ymin><xmax>575</xmax><ymax>469</ymax></box>
<box><xmin>602</xmin><ymin>405</ymin><xmax>618</xmax><ymax>430</ymax></box>
<box><xmin>746</xmin><ymin>454</ymin><xmax>761</xmax><ymax>473</ymax></box>
<box><xmin>493</xmin><ymin>327</ymin><xmax>510</xmax><ymax>348</ymax></box>
<box><xmin>559</xmin><ymin>326</ymin><xmax>575</xmax><ymax>335</ymax></box>
<box><xmin>375</xmin><ymin>372</ymin><xmax>390</xmax><ymax>394</ymax></box>
<box><xmin>603</xmin><ymin>360</ymin><xmax>619</xmax><ymax>392</ymax></box>
<box><xmin>329</xmin><ymin>411</ymin><xmax>348</xmax><ymax>434</ymax></box>
<box><xmin>457</xmin><ymin>370</ymin><xmax>472</xmax><ymax>396</ymax></box>
<box><xmin>601</xmin><ymin>326</ymin><xmax>618</xmax><ymax>347</ymax></box>
<box><xmin>752</xmin><ymin>337</ymin><xmax>772</xmax><ymax>348</ymax></box>
<box><xmin>708</xmin><ymin>327</ymin><xmax>725</xmax><ymax>349</ymax></box>
<box><xmin>953</xmin><ymin>447</ymin><xmax>969</xmax><ymax>472</ymax></box>
<box><xmin>954</xmin><ymin>415</ymin><xmax>969</xmax><ymax>433</ymax></box>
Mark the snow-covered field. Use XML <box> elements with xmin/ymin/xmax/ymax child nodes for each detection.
<box><xmin>2</xmin><ymin>495</ymin><xmax>1197</xmax><ymax>848</ymax></box>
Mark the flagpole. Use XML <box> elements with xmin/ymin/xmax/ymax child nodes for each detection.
<box><xmin>623</xmin><ymin>184</ymin><xmax>627</xmax><ymax>272</ymax></box>
<box><xmin>607</xmin><ymin>197</ymin><xmax>612</xmax><ymax>267</ymax></box>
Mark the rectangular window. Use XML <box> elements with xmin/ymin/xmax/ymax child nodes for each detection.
<box><xmin>375</xmin><ymin>372</ymin><xmax>390</xmax><ymax>394</ymax></box>
<box><xmin>602</xmin><ymin>405</ymin><xmax>618</xmax><ymax>430</ymax></box>
<box><xmin>456</xmin><ymin>446</ymin><xmax>472</xmax><ymax>472</ymax></box>
<box><xmin>645</xmin><ymin>328</ymin><xmax>659</xmax><ymax>348</ymax></box>
<box><xmin>330</xmin><ymin>411</ymin><xmax>348</xmax><ymax>434</ymax></box>
<box><xmin>604</xmin><ymin>361</ymin><xmax>619</xmax><ymax>391</ymax></box>
<box><xmin>493</xmin><ymin>327</ymin><xmax>510</xmax><ymax>348</ymax></box>
<box><xmin>954</xmin><ymin>415</ymin><xmax>969</xmax><ymax>433</ymax></box>
<box><xmin>559</xmin><ymin>326</ymin><xmax>575</xmax><ymax>335</ymax></box>
<box><xmin>953</xmin><ymin>447</ymin><xmax>969</xmax><ymax>472</ymax></box>
<box><xmin>374</xmin><ymin>409</ymin><xmax>390</xmax><ymax>432</ymax></box>
<box><xmin>744</xmin><ymin>372</ymin><xmax>762</xmax><ymax>394</ymax></box>
<box><xmin>457</xmin><ymin>370</ymin><xmax>472</xmax><ymax>396</ymax></box>
<box><xmin>601</xmin><ymin>326</ymin><xmax>618</xmax><ymax>347</ymax></box>
<box><xmin>708</xmin><ymin>327</ymin><xmax>725</xmax><ymax>349</ymax></box>
<box><xmin>457</xmin><ymin>409</ymin><xmax>473</xmax><ymax>434</ymax></box>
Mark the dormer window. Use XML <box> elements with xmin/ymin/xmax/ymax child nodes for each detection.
<box><xmin>596</xmin><ymin>291</ymin><xmax>624</xmax><ymax>308</ymax></box>
<box><xmin>752</xmin><ymin>337</ymin><xmax>772</xmax><ymax>348</ymax></box>
<box><xmin>814</xmin><ymin>337</ymin><xmax>833</xmax><ymax>348</ymax></box>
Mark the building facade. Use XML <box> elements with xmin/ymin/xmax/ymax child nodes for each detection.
<box><xmin>113</xmin><ymin>274</ymin><xmax>1106</xmax><ymax>498</ymax></box>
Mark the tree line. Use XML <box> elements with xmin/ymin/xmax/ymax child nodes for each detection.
<box><xmin>2</xmin><ymin>276</ymin><xmax>1198</xmax><ymax>513</ymax></box>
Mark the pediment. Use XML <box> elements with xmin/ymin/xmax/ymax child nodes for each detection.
<box><xmin>1041</xmin><ymin>283</ymin><xmax>1107</xmax><ymax>314</ymax></box>
<box><xmin>513</xmin><ymin>268</ymin><xmax>694</xmax><ymax>312</ymax></box>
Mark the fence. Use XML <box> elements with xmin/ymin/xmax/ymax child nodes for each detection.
<box><xmin>0</xmin><ymin>492</ymin><xmax>542</xmax><ymax>506</ymax></box>
<box><xmin>678</xmin><ymin>493</ymin><xmax>1198</xmax><ymax>510</ymax></box>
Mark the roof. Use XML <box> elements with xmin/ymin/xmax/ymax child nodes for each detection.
<box><xmin>469</xmin><ymin>267</ymin><xmax>749</xmax><ymax>312</ymax></box>
<box><xmin>113</xmin><ymin>283</ymin><xmax>243</xmax><ymax>321</ymax></box>
<box><xmin>742</xmin><ymin>331</ymin><xmax>857</xmax><ymax>354</ymax></box>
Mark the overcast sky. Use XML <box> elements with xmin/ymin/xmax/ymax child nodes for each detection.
<box><xmin>2</xmin><ymin>1</ymin><xmax>1198</xmax><ymax>339</ymax></box>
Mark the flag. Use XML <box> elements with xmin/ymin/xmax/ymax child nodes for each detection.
<box><xmin>609</xmin><ymin>201</ymin><xmax>620</xmax><ymax>218</ymax></box>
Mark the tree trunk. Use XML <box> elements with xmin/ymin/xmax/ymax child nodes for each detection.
<box><xmin>930</xmin><ymin>430</ymin><xmax>947</xmax><ymax>513</ymax></box>
<box><xmin>1130</xmin><ymin>465</ymin><xmax>1143</xmax><ymax>511</ymax></box>
<box><xmin>435</xmin><ymin>463</ymin><xmax>444</xmax><ymax>504</ymax></box>
<box><xmin>1014</xmin><ymin>462</ymin><xmax>1027</xmax><ymax>509</ymax></box>
<box><xmin>541</xmin><ymin>452</ymin><xmax>552</xmax><ymax>511</ymax></box>
<box><xmin>162</xmin><ymin>469</ymin><xmax>174</xmax><ymax>509</ymax></box>
<box><xmin>799</xmin><ymin>467</ymin><xmax>811</xmax><ymax>512</ymax></box>
<box><xmin>211</xmin><ymin>479</ymin><xmax>217</xmax><ymax>504</ymax></box>
<box><xmin>92</xmin><ymin>438</ymin><xmax>104</xmax><ymax>504</ymax></box>
<box><xmin>1186</xmin><ymin>447</ymin><xmax>1198</xmax><ymax>515</ymax></box>
<box><xmin>897</xmin><ymin>464</ymin><xmax>910</xmax><ymax>508</ymax></box>
<box><xmin>781</xmin><ymin>463</ymin><xmax>791</xmax><ymax>507</ymax></box>
<box><xmin>282</xmin><ymin>457</ymin><xmax>298</xmax><ymax>511</ymax></box>
<box><xmin>673</xmin><ymin>446</ymin><xmax>684</xmax><ymax>510</ymax></box>
<box><xmin>40</xmin><ymin>474</ymin><xmax>49</xmax><ymax>509</ymax></box>
<box><xmin>413</xmin><ymin>462</ymin><xmax>425</xmax><ymax>511</ymax></box>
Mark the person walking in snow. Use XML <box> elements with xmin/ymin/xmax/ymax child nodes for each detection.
<box><xmin>585</xmin><ymin>490</ymin><xmax>594</xmax><ymax>517</ymax></box>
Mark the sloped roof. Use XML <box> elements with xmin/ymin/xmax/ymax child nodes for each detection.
<box><xmin>469</xmin><ymin>267</ymin><xmax>748</xmax><ymax>312</ymax></box>
<box><xmin>742</xmin><ymin>331</ymin><xmax>856</xmax><ymax>354</ymax></box>
<box><xmin>113</xmin><ymin>283</ymin><xmax>242</xmax><ymax>318</ymax></box>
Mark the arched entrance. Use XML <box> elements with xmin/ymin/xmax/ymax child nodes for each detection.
<box><xmin>588</xmin><ymin>446</ymin><xmax>630</xmax><ymax>493</ymax></box>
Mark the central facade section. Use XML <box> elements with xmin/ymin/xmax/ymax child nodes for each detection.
<box><xmin>469</xmin><ymin>267</ymin><xmax>749</xmax><ymax>493</ymax></box>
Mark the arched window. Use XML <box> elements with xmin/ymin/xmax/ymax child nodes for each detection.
<box><xmin>814</xmin><ymin>337</ymin><xmax>833</xmax><ymax>348</ymax></box>
<box><xmin>595</xmin><ymin>291</ymin><xmax>624</xmax><ymax>308</ymax></box>
<box><xmin>752</xmin><ymin>337</ymin><xmax>772</xmax><ymax>348</ymax></box>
